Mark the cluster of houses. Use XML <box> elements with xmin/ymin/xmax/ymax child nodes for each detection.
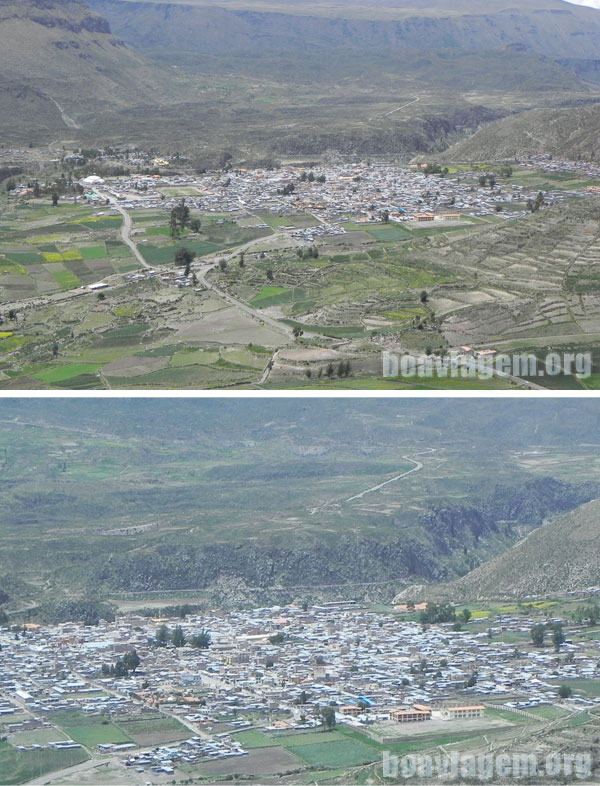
<box><xmin>0</xmin><ymin>601</ymin><xmax>599</xmax><ymax>776</ymax></box>
<box><xmin>80</xmin><ymin>161</ymin><xmax>577</xmax><ymax>235</ymax></box>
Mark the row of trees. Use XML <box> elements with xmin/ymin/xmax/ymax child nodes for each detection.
<box><xmin>101</xmin><ymin>650</ymin><xmax>141</xmax><ymax>678</ymax></box>
<box><xmin>305</xmin><ymin>360</ymin><xmax>352</xmax><ymax>380</ymax></box>
<box><xmin>530</xmin><ymin>621</ymin><xmax>565</xmax><ymax>651</ymax></box>
<box><xmin>478</xmin><ymin>174</ymin><xmax>496</xmax><ymax>189</ymax></box>
<box><xmin>296</xmin><ymin>246</ymin><xmax>319</xmax><ymax>260</ymax></box>
<box><xmin>155</xmin><ymin>624</ymin><xmax>212</xmax><ymax>649</ymax></box>
<box><xmin>299</xmin><ymin>171</ymin><xmax>327</xmax><ymax>183</ymax></box>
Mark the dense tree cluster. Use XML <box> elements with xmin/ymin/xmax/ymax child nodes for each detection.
<box><xmin>296</xmin><ymin>246</ymin><xmax>319</xmax><ymax>260</ymax></box>
<box><xmin>155</xmin><ymin>624</ymin><xmax>212</xmax><ymax>649</ymax></box>
<box><xmin>277</xmin><ymin>183</ymin><xmax>295</xmax><ymax>196</ymax></box>
<box><xmin>169</xmin><ymin>199</ymin><xmax>191</xmax><ymax>236</ymax></box>
<box><xmin>101</xmin><ymin>650</ymin><xmax>140</xmax><ymax>678</ymax></box>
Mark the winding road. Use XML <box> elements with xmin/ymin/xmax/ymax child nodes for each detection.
<box><xmin>344</xmin><ymin>447</ymin><xmax>437</xmax><ymax>502</ymax></box>
<box><xmin>95</xmin><ymin>190</ymin><xmax>151</xmax><ymax>270</ymax></box>
<box><xmin>310</xmin><ymin>447</ymin><xmax>437</xmax><ymax>514</ymax></box>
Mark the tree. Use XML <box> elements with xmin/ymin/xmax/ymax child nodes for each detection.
<box><xmin>552</xmin><ymin>623</ymin><xmax>565</xmax><ymax>653</ymax></box>
<box><xmin>465</xmin><ymin>675</ymin><xmax>477</xmax><ymax>687</ymax></box>
<box><xmin>172</xmin><ymin>625</ymin><xmax>186</xmax><ymax>647</ymax></box>
<box><xmin>123</xmin><ymin>650</ymin><xmax>140</xmax><ymax>672</ymax></box>
<box><xmin>51</xmin><ymin>192</ymin><xmax>59</xmax><ymax>207</ymax></box>
<box><xmin>534</xmin><ymin>191</ymin><xmax>545</xmax><ymax>211</ymax></box>
<box><xmin>321</xmin><ymin>706</ymin><xmax>336</xmax><ymax>730</ymax></box>
<box><xmin>189</xmin><ymin>629</ymin><xmax>212</xmax><ymax>649</ymax></box>
<box><xmin>381</xmin><ymin>210</ymin><xmax>390</xmax><ymax>224</ymax></box>
<box><xmin>190</xmin><ymin>218</ymin><xmax>202</xmax><ymax>233</ymax></box>
<box><xmin>169</xmin><ymin>199</ymin><xmax>190</xmax><ymax>235</ymax></box>
<box><xmin>218</xmin><ymin>258</ymin><xmax>227</xmax><ymax>271</ymax></box>
<box><xmin>420</xmin><ymin>290</ymin><xmax>428</xmax><ymax>303</ymax></box>
<box><xmin>558</xmin><ymin>685</ymin><xmax>572</xmax><ymax>699</ymax></box>
<box><xmin>156</xmin><ymin>624</ymin><xmax>170</xmax><ymax>646</ymax></box>
<box><xmin>174</xmin><ymin>247</ymin><xmax>194</xmax><ymax>270</ymax></box>
<box><xmin>531</xmin><ymin>623</ymin><xmax>546</xmax><ymax>648</ymax></box>
<box><xmin>266</xmin><ymin>269</ymin><xmax>274</xmax><ymax>282</ymax></box>
<box><xmin>325</xmin><ymin>362</ymin><xmax>334</xmax><ymax>378</ymax></box>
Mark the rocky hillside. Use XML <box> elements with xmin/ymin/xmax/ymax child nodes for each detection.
<box><xmin>82</xmin><ymin>477</ymin><xmax>599</xmax><ymax>599</ymax></box>
<box><xmin>442</xmin><ymin>101</ymin><xmax>600</xmax><ymax>162</ymax></box>
<box><xmin>89</xmin><ymin>0</ymin><xmax>600</xmax><ymax>59</ymax></box>
<box><xmin>0</xmin><ymin>0</ymin><xmax>185</xmax><ymax>142</ymax></box>
<box><xmin>426</xmin><ymin>496</ymin><xmax>600</xmax><ymax>600</ymax></box>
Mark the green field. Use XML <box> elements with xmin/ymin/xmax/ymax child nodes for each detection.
<box><xmin>556</xmin><ymin>679</ymin><xmax>600</xmax><ymax>697</ymax></box>
<box><xmin>287</xmin><ymin>738</ymin><xmax>380</xmax><ymax>767</ymax></box>
<box><xmin>50</xmin><ymin>268</ymin><xmax>82</xmax><ymax>290</ymax></box>
<box><xmin>0</xmin><ymin>740</ymin><xmax>88</xmax><ymax>785</ymax></box>
<box><xmin>33</xmin><ymin>364</ymin><xmax>101</xmax><ymax>383</ymax></box>
<box><xmin>80</xmin><ymin>245</ymin><xmax>108</xmax><ymax>259</ymax></box>
<box><xmin>63</xmin><ymin>724</ymin><xmax>132</xmax><ymax>747</ymax></box>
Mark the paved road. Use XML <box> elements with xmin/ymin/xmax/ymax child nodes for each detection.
<box><xmin>196</xmin><ymin>262</ymin><xmax>294</xmax><ymax>339</ymax></box>
<box><xmin>384</xmin><ymin>95</ymin><xmax>421</xmax><ymax>117</ymax></box>
<box><xmin>345</xmin><ymin>447</ymin><xmax>437</xmax><ymax>502</ymax></box>
<box><xmin>310</xmin><ymin>448</ymin><xmax>436</xmax><ymax>514</ymax></box>
<box><xmin>96</xmin><ymin>191</ymin><xmax>151</xmax><ymax>270</ymax></box>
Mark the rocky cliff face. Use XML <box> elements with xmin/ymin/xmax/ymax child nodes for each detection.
<box><xmin>87</xmin><ymin>477</ymin><xmax>600</xmax><ymax>601</ymax></box>
<box><xmin>1</xmin><ymin>0</ymin><xmax>111</xmax><ymax>33</ymax></box>
<box><xmin>88</xmin><ymin>0</ymin><xmax>600</xmax><ymax>59</ymax></box>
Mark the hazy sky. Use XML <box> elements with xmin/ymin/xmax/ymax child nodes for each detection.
<box><xmin>564</xmin><ymin>0</ymin><xmax>600</xmax><ymax>7</ymax></box>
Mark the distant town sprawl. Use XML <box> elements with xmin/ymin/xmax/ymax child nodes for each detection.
<box><xmin>2</xmin><ymin>598</ymin><xmax>600</xmax><ymax>783</ymax></box>
<box><xmin>4</xmin><ymin>148</ymin><xmax>600</xmax><ymax>389</ymax></box>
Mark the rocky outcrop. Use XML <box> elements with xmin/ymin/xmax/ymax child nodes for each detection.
<box><xmin>88</xmin><ymin>477</ymin><xmax>600</xmax><ymax>598</ymax></box>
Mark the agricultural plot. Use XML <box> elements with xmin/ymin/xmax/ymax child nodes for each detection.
<box><xmin>287</xmin><ymin>738</ymin><xmax>379</xmax><ymax>767</ymax></box>
<box><xmin>116</xmin><ymin>715</ymin><xmax>190</xmax><ymax>746</ymax></box>
<box><xmin>135</xmin><ymin>214</ymin><xmax>273</xmax><ymax>266</ymax></box>
<box><xmin>0</xmin><ymin>740</ymin><xmax>88</xmax><ymax>785</ymax></box>
<box><xmin>63</xmin><ymin>723</ymin><xmax>132</xmax><ymax>747</ymax></box>
<box><xmin>0</xmin><ymin>202</ymin><xmax>135</xmax><ymax>301</ymax></box>
<box><xmin>192</xmin><ymin>745</ymin><xmax>302</xmax><ymax>777</ymax></box>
